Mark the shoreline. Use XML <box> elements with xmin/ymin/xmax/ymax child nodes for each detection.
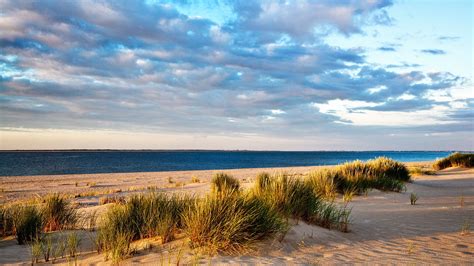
<box><xmin>0</xmin><ymin>161</ymin><xmax>431</xmax><ymax>203</ymax></box>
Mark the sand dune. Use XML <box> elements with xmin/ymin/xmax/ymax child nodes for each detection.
<box><xmin>0</xmin><ymin>165</ymin><xmax>472</xmax><ymax>264</ymax></box>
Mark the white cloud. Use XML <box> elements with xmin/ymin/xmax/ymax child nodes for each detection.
<box><xmin>313</xmin><ymin>99</ymin><xmax>460</xmax><ymax>126</ymax></box>
<box><xmin>270</xmin><ymin>109</ymin><xmax>286</xmax><ymax>115</ymax></box>
<box><xmin>367</xmin><ymin>85</ymin><xmax>388</xmax><ymax>94</ymax></box>
<box><xmin>396</xmin><ymin>93</ymin><xmax>416</xmax><ymax>100</ymax></box>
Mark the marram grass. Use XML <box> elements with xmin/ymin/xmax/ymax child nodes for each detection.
<box><xmin>41</xmin><ymin>193</ymin><xmax>77</xmax><ymax>232</ymax></box>
<box><xmin>183</xmin><ymin>189</ymin><xmax>287</xmax><ymax>254</ymax></box>
<box><xmin>433</xmin><ymin>153</ymin><xmax>474</xmax><ymax>170</ymax></box>
<box><xmin>307</xmin><ymin>157</ymin><xmax>409</xmax><ymax>195</ymax></box>
<box><xmin>211</xmin><ymin>172</ymin><xmax>240</xmax><ymax>193</ymax></box>
<box><xmin>97</xmin><ymin>192</ymin><xmax>194</xmax><ymax>261</ymax></box>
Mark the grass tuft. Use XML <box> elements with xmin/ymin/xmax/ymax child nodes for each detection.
<box><xmin>211</xmin><ymin>172</ymin><xmax>240</xmax><ymax>194</ymax></box>
<box><xmin>97</xmin><ymin>192</ymin><xmax>194</xmax><ymax>261</ymax></box>
<box><xmin>410</xmin><ymin>193</ymin><xmax>418</xmax><ymax>205</ymax></box>
<box><xmin>41</xmin><ymin>193</ymin><xmax>77</xmax><ymax>232</ymax></box>
<box><xmin>183</xmin><ymin>189</ymin><xmax>287</xmax><ymax>254</ymax></box>
<box><xmin>306</xmin><ymin>169</ymin><xmax>339</xmax><ymax>200</ymax></box>
<box><xmin>433</xmin><ymin>153</ymin><xmax>474</xmax><ymax>170</ymax></box>
<box><xmin>11</xmin><ymin>205</ymin><xmax>43</xmax><ymax>245</ymax></box>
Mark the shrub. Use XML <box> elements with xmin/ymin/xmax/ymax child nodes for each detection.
<box><xmin>183</xmin><ymin>189</ymin><xmax>287</xmax><ymax>254</ymax></box>
<box><xmin>11</xmin><ymin>205</ymin><xmax>43</xmax><ymax>245</ymax></box>
<box><xmin>211</xmin><ymin>172</ymin><xmax>240</xmax><ymax>194</ymax></box>
<box><xmin>433</xmin><ymin>153</ymin><xmax>474</xmax><ymax>170</ymax></box>
<box><xmin>306</xmin><ymin>169</ymin><xmax>340</xmax><ymax>199</ymax></box>
<box><xmin>41</xmin><ymin>194</ymin><xmax>77</xmax><ymax>232</ymax></box>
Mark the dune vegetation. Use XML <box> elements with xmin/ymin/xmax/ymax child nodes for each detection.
<box><xmin>307</xmin><ymin>157</ymin><xmax>409</xmax><ymax>199</ymax></box>
<box><xmin>0</xmin><ymin>156</ymin><xmax>416</xmax><ymax>263</ymax></box>
<box><xmin>433</xmin><ymin>153</ymin><xmax>474</xmax><ymax>170</ymax></box>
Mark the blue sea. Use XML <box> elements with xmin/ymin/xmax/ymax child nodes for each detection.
<box><xmin>0</xmin><ymin>150</ymin><xmax>456</xmax><ymax>176</ymax></box>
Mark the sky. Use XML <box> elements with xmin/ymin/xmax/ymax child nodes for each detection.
<box><xmin>0</xmin><ymin>0</ymin><xmax>473</xmax><ymax>150</ymax></box>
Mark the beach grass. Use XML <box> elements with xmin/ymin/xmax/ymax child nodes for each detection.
<box><xmin>0</xmin><ymin>157</ymin><xmax>421</xmax><ymax>262</ymax></box>
<box><xmin>41</xmin><ymin>193</ymin><xmax>77</xmax><ymax>232</ymax></box>
<box><xmin>211</xmin><ymin>172</ymin><xmax>240</xmax><ymax>194</ymax></box>
<box><xmin>10</xmin><ymin>204</ymin><xmax>43</xmax><ymax>245</ymax></box>
<box><xmin>183</xmin><ymin>188</ymin><xmax>287</xmax><ymax>254</ymax></box>
<box><xmin>306</xmin><ymin>157</ymin><xmax>409</xmax><ymax>195</ymax></box>
<box><xmin>97</xmin><ymin>192</ymin><xmax>194</xmax><ymax>261</ymax></box>
<box><xmin>433</xmin><ymin>153</ymin><xmax>474</xmax><ymax>170</ymax></box>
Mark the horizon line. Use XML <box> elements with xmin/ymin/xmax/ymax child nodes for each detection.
<box><xmin>0</xmin><ymin>149</ymin><xmax>468</xmax><ymax>153</ymax></box>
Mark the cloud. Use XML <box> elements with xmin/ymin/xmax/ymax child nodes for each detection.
<box><xmin>377</xmin><ymin>46</ymin><xmax>396</xmax><ymax>52</ymax></box>
<box><xmin>438</xmin><ymin>36</ymin><xmax>460</xmax><ymax>41</ymax></box>
<box><xmin>420</xmin><ymin>49</ymin><xmax>446</xmax><ymax>55</ymax></box>
<box><xmin>0</xmin><ymin>0</ymin><xmax>472</xmax><ymax>150</ymax></box>
<box><xmin>232</xmin><ymin>0</ymin><xmax>394</xmax><ymax>38</ymax></box>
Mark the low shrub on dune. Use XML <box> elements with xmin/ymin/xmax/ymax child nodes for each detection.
<box><xmin>41</xmin><ymin>193</ymin><xmax>77</xmax><ymax>232</ymax></box>
<box><xmin>211</xmin><ymin>172</ymin><xmax>240</xmax><ymax>193</ymax></box>
<box><xmin>183</xmin><ymin>189</ymin><xmax>287</xmax><ymax>254</ymax></box>
<box><xmin>433</xmin><ymin>153</ymin><xmax>474</xmax><ymax>170</ymax></box>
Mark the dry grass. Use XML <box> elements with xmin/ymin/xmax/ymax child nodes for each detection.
<box><xmin>433</xmin><ymin>153</ymin><xmax>474</xmax><ymax>170</ymax></box>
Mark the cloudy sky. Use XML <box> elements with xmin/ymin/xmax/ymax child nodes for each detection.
<box><xmin>0</xmin><ymin>0</ymin><xmax>472</xmax><ymax>150</ymax></box>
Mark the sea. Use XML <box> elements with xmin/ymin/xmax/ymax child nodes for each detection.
<box><xmin>0</xmin><ymin>150</ymin><xmax>458</xmax><ymax>176</ymax></box>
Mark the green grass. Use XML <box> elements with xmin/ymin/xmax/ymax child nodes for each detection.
<box><xmin>11</xmin><ymin>204</ymin><xmax>43</xmax><ymax>245</ymax></box>
<box><xmin>306</xmin><ymin>157</ymin><xmax>409</xmax><ymax>195</ymax></box>
<box><xmin>433</xmin><ymin>153</ymin><xmax>474</xmax><ymax>170</ymax></box>
<box><xmin>250</xmin><ymin>172</ymin><xmax>349</xmax><ymax>230</ymax></box>
<box><xmin>183</xmin><ymin>189</ymin><xmax>287</xmax><ymax>254</ymax></box>
<box><xmin>97</xmin><ymin>192</ymin><xmax>194</xmax><ymax>261</ymax></box>
<box><xmin>41</xmin><ymin>193</ymin><xmax>77</xmax><ymax>232</ymax></box>
<box><xmin>210</xmin><ymin>172</ymin><xmax>240</xmax><ymax>194</ymax></box>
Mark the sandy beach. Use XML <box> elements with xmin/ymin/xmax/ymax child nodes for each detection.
<box><xmin>0</xmin><ymin>162</ymin><xmax>473</xmax><ymax>264</ymax></box>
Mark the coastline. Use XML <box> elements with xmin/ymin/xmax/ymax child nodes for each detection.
<box><xmin>0</xmin><ymin>162</ymin><xmax>473</xmax><ymax>264</ymax></box>
<box><xmin>0</xmin><ymin>161</ymin><xmax>431</xmax><ymax>202</ymax></box>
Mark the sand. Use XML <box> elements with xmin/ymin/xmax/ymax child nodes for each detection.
<box><xmin>0</xmin><ymin>163</ymin><xmax>473</xmax><ymax>265</ymax></box>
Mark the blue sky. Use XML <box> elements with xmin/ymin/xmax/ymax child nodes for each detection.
<box><xmin>0</xmin><ymin>0</ymin><xmax>472</xmax><ymax>150</ymax></box>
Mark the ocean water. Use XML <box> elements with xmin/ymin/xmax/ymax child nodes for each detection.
<box><xmin>0</xmin><ymin>151</ymin><xmax>455</xmax><ymax>176</ymax></box>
